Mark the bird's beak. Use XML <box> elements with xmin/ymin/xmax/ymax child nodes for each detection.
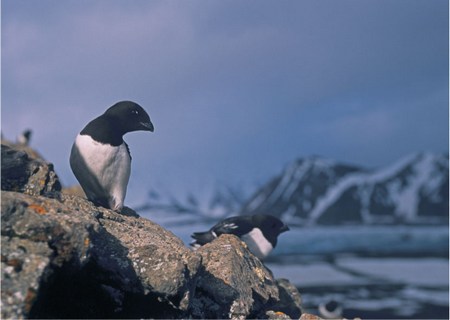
<box><xmin>280</xmin><ymin>225</ymin><xmax>290</xmax><ymax>233</ymax></box>
<box><xmin>140</xmin><ymin>121</ymin><xmax>154</xmax><ymax>132</ymax></box>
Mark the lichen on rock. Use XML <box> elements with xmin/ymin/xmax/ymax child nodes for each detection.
<box><xmin>1</xmin><ymin>142</ymin><xmax>305</xmax><ymax>319</ymax></box>
<box><xmin>192</xmin><ymin>234</ymin><xmax>280</xmax><ymax>319</ymax></box>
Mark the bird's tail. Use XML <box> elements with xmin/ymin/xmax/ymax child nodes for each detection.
<box><xmin>190</xmin><ymin>231</ymin><xmax>215</xmax><ymax>248</ymax></box>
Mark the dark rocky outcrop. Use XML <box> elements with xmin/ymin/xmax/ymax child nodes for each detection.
<box><xmin>192</xmin><ymin>234</ymin><xmax>280</xmax><ymax>319</ymax></box>
<box><xmin>1</xmin><ymin>191</ymin><xmax>202</xmax><ymax>319</ymax></box>
<box><xmin>1</xmin><ymin>143</ymin><xmax>61</xmax><ymax>197</ymax></box>
<box><xmin>1</xmin><ymin>142</ymin><xmax>305</xmax><ymax>319</ymax></box>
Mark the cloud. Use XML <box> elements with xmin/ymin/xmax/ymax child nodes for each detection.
<box><xmin>2</xmin><ymin>0</ymin><xmax>448</xmax><ymax>200</ymax></box>
<box><xmin>320</xmin><ymin>108</ymin><xmax>396</xmax><ymax>145</ymax></box>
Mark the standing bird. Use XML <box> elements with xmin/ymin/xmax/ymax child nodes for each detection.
<box><xmin>70</xmin><ymin>101</ymin><xmax>154</xmax><ymax>211</ymax></box>
<box><xmin>191</xmin><ymin>214</ymin><xmax>289</xmax><ymax>260</ymax></box>
<box><xmin>17</xmin><ymin>129</ymin><xmax>32</xmax><ymax>146</ymax></box>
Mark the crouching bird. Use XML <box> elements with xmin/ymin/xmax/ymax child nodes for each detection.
<box><xmin>191</xmin><ymin>214</ymin><xmax>289</xmax><ymax>260</ymax></box>
<box><xmin>70</xmin><ymin>101</ymin><xmax>154</xmax><ymax>211</ymax></box>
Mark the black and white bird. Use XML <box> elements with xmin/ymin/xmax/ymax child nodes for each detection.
<box><xmin>70</xmin><ymin>101</ymin><xmax>154</xmax><ymax>211</ymax></box>
<box><xmin>17</xmin><ymin>129</ymin><xmax>32</xmax><ymax>146</ymax></box>
<box><xmin>191</xmin><ymin>214</ymin><xmax>289</xmax><ymax>260</ymax></box>
<box><xmin>319</xmin><ymin>300</ymin><xmax>343</xmax><ymax>319</ymax></box>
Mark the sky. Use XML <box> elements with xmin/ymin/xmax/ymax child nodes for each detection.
<box><xmin>2</xmin><ymin>0</ymin><xmax>449</xmax><ymax>206</ymax></box>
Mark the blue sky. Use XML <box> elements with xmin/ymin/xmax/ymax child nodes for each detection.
<box><xmin>2</xmin><ymin>0</ymin><xmax>449</xmax><ymax>204</ymax></box>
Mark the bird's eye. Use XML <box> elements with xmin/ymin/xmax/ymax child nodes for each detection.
<box><xmin>131</xmin><ymin>110</ymin><xmax>139</xmax><ymax>115</ymax></box>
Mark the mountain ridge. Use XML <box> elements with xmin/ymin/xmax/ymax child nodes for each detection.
<box><xmin>240</xmin><ymin>152</ymin><xmax>449</xmax><ymax>226</ymax></box>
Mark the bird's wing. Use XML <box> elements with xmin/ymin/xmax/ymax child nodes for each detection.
<box><xmin>124</xmin><ymin>141</ymin><xmax>132</xmax><ymax>161</ymax></box>
<box><xmin>212</xmin><ymin>216</ymin><xmax>254</xmax><ymax>237</ymax></box>
<box><xmin>190</xmin><ymin>231</ymin><xmax>215</xmax><ymax>246</ymax></box>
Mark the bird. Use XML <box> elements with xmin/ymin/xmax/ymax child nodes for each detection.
<box><xmin>17</xmin><ymin>129</ymin><xmax>32</xmax><ymax>146</ymax></box>
<box><xmin>318</xmin><ymin>300</ymin><xmax>343</xmax><ymax>319</ymax></box>
<box><xmin>191</xmin><ymin>214</ymin><xmax>289</xmax><ymax>260</ymax></box>
<box><xmin>70</xmin><ymin>100</ymin><xmax>154</xmax><ymax>211</ymax></box>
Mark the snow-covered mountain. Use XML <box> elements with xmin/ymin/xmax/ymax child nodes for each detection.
<box><xmin>135</xmin><ymin>183</ymin><xmax>249</xmax><ymax>222</ymax></box>
<box><xmin>240</xmin><ymin>153</ymin><xmax>449</xmax><ymax>225</ymax></box>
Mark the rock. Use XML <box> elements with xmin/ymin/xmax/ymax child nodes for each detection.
<box><xmin>272</xmin><ymin>278</ymin><xmax>303</xmax><ymax>318</ymax></box>
<box><xmin>1</xmin><ymin>140</ymin><xmax>308</xmax><ymax>319</ymax></box>
<box><xmin>1</xmin><ymin>139</ymin><xmax>43</xmax><ymax>160</ymax></box>
<box><xmin>1</xmin><ymin>191</ymin><xmax>96</xmax><ymax>319</ymax></box>
<box><xmin>266</xmin><ymin>310</ymin><xmax>292</xmax><ymax>319</ymax></box>
<box><xmin>192</xmin><ymin>234</ymin><xmax>280</xmax><ymax>319</ymax></box>
<box><xmin>300</xmin><ymin>313</ymin><xmax>324</xmax><ymax>320</ymax></box>
<box><xmin>91</xmin><ymin>199</ymin><xmax>201</xmax><ymax>314</ymax></box>
<box><xmin>1</xmin><ymin>191</ymin><xmax>201</xmax><ymax>319</ymax></box>
<box><xmin>1</xmin><ymin>144</ymin><xmax>61</xmax><ymax>196</ymax></box>
<box><xmin>61</xmin><ymin>184</ymin><xmax>86</xmax><ymax>198</ymax></box>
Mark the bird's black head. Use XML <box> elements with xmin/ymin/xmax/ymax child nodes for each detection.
<box><xmin>104</xmin><ymin>101</ymin><xmax>154</xmax><ymax>134</ymax></box>
<box><xmin>252</xmin><ymin>214</ymin><xmax>289</xmax><ymax>247</ymax></box>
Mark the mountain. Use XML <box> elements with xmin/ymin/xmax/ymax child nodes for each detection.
<box><xmin>240</xmin><ymin>153</ymin><xmax>449</xmax><ymax>226</ymax></box>
<box><xmin>136</xmin><ymin>183</ymin><xmax>248</xmax><ymax>222</ymax></box>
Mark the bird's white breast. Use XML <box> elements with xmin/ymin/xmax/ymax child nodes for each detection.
<box><xmin>241</xmin><ymin>228</ymin><xmax>273</xmax><ymax>260</ymax></box>
<box><xmin>71</xmin><ymin>134</ymin><xmax>131</xmax><ymax>210</ymax></box>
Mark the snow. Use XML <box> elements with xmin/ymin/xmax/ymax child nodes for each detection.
<box><xmin>401</xmin><ymin>286</ymin><xmax>449</xmax><ymax>306</ymax></box>
<box><xmin>266</xmin><ymin>157</ymin><xmax>338</xmax><ymax>207</ymax></box>
<box><xmin>301</xmin><ymin>200</ymin><xmax>311</xmax><ymax>211</ymax></box>
<box><xmin>272</xmin><ymin>225</ymin><xmax>448</xmax><ymax>256</ymax></box>
<box><xmin>266</xmin><ymin>162</ymin><xmax>298</xmax><ymax>205</ymax></box>
<box><xmin>307</xmin><ymin>172</ymin><xmax>366</xmax><ymax>224</ymax></box>
<box><xmin>282</xmin><ymin>161</ymin><xmax>310</xmax><ymax>201</ymax></box>
<box><xmin>267</xmin><ymin>256</ymin><xmax>449</xmax><ymax>317</ymax></box>
<box><xmin>336</xmin><ymin>257</ymin><xmax>449</xmax><ymax>286</ymax></box>
<box><xmin>246</xmin><ymin>193</ymin><xmax>267</xmax><ymax>212</ymax></box>
<box><xmin>303</xmin><ymin>185</ymin><xmax>312</xmax><ymax>196</ymax></box>
<box><xmin>141</xmin><ymin>219</ymin><xmax>449</xmax><ymax>258</ymax></box>
<box><xmin>307</xmin><ymin>153</ymin><xmax>445</xmax><ymax>224</ymax></box>
<box><xmin>266</xmin><ymin>263</ymin><xmax>359</xmax><ymax>286</ymax></box>
<box><xmin>141</xmin><ymin>209</ymin><xmax>201</xmax><ymax>228</ymax></box>
<box><xmin>365</xmin><ymin>153</ymin><xmax>419</xmax><ymax>182</ymax></box>
<box><xmin>391</xmin><ymin>153</ymin><xmax>436</xmax><ymax>221</ymax></box>
<box><xmin>421</xmin><ymin>153</ymin><xmax>448</xmax><ymax>202</ymax></box>
<box><xmin>346</xmin><ymin>296</ymin><xmax>420</xmax><ymax>314</ymax></box>
<box><xmin>280</xmin><ymin>205</ymin><xmax>298</xmax><ymax>224</ymax></box>
<box><xmin>358</xmin><ymin>184</ymin><xmax>374</xmax><ymax>223</ymax></box>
